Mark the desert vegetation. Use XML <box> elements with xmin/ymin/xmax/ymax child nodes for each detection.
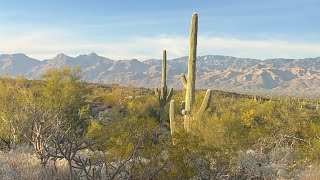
<box><xmin>0</xmin><ymin>13</ymin><xmax>319</xmax><ymax>180</ymax></box>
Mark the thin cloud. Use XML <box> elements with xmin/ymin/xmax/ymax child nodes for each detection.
<box><xmin>0</xmin><ymin>32</ymin><xmax>320</xmax><ymax>60</ymax></box>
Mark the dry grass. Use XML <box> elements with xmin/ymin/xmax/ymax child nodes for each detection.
<box><xmin>2</xmin><ymin>145</ymin><xmax>319</xmax><ymax>180</ymax></box>
<box><xmin>0</xmin><ymin>146</ymin><xmax>69</xmax><ymax>180</ymax></box>
<box><xmin>300</xmin><ymin>166</ymin><xmax>320</xmax><ymax>180</ymax></box>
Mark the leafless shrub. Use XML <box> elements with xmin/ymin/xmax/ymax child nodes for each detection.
<box><xmin>231</xmin><ymin>134</ymin><xmax>308</xmax><ymax>179</ymax></box>
<box><xmin>18</xmin><ymin>106</ymin><xmax>65</xmax><ymax>166</ymax></box>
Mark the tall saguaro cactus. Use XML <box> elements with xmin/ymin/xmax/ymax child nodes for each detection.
<box><xmin>155</xmin><ymin>50</ymin><xmax>173</xmax><ymax>124</ymax></box>
<box><xmin>170</xmin><ymin>13</ymin><xmax>212</xmax><ymax>134</ymax></box>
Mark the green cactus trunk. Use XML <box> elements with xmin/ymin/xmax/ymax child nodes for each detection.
<box><xmin>185</xmin><ymin>13</ymin><xmax>198</xmax><ymax>112</ymax></box>
<box><xmin>155</xmin><ymin>50</ymin><xmax>173</xmax><ymax>124</ymax></box>
<box><xmin>162</xmin><ymin>50</ymin><xmax>167</xmax><ymax>87</ymax></box>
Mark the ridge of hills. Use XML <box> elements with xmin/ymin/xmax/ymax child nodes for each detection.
<box><xmin>1</xmin><ymin>53</ymin><xmax>319</xmax><ymax>97</ymax></box>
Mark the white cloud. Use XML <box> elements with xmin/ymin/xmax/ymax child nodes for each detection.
<box><xmin>0</xmin><ymin>30</ymin><xmax>320</xmax><ymax>60</ymax></box>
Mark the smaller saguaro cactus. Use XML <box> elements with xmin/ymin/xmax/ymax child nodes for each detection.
<box><xmin>155</xmin><ymin>50</ymin><xmax>173</xmax><ymax>124</ymax></box>
<box><xmin>252</xmin><ymin>95</ymin><xmax>257</xmax><ymax>102</ymax></box>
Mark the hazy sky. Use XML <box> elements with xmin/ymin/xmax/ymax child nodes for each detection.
<box><xmin>1</xmin><ymin>0</ymin><xmax>320</xmax><ymax>60</ymax></box>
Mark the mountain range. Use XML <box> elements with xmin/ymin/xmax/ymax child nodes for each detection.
<box><xmin>0</xmin><ymin>53</ymin><xmax>319</xmax><ymax>97</ymax></box>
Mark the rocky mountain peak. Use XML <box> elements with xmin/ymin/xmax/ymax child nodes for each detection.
<box><xmin>53</xmin><ymin>53</ymin><xmax>71</xmax><ymax>60</ymax></box>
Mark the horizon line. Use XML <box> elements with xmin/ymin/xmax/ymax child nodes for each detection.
<box><xmin>1</xmin><ymin>52</ymin><xmax>320</xmax><ymax>62</ymax></box>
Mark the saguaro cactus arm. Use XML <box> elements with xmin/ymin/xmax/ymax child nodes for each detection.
<box><xmin>166</xmin><ymin>87</ymin><xmax>173</xmax><ymax>103</ymax></box>
<box><xmin>195</xmin><ymin>89</ymin><xmax>212</xmax><ymax>119</ymax></box>
<box><xmin>181</xmin><ymin>101</ymin><xmax>186</xmax><ymax>112</ymax></box>
<box><xmin>181</xmin><ymin>74</ymin><xmax>187</xmax><ymax>89</ymax></box>
<box><xmin>154</xmin><ymin>88</ymin><xmax>160</xmax><ymax>101</ymax></box>
<box><xmin>169</xmin><ymin>100</ymin><xmax>176</xmax><ymax>135</ymax></box>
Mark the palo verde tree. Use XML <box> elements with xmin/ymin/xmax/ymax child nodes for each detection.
<box><xmin>41</xmin><ymin>66</ymin><xmax>90</xmax><ymax>130</ymax></box>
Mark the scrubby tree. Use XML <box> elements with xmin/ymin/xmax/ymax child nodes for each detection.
<box><xmin>0</xmin><ymin>77</ymin><xmax>29</xmax><ymax>150</ymax></box>
<box><xmin>41</xmin><ymin>66</ymin><xmax>90</xmax><ymax>129</ymax></box>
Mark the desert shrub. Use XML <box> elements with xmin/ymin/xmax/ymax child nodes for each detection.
<box><xmin>127</xmin><ymin>95</ymin><xmax>159</xmax><ymax>119</ymax></box>
<box><xmin>232</xmin><ymin>147</ymin><xmax>303</xmax><ymax>179</ymax></box>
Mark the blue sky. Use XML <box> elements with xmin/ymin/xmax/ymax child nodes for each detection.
<box><xmin>1</xmin><ymin>0</ymin><xmax>320</xmax><ymax>60</ymax></box>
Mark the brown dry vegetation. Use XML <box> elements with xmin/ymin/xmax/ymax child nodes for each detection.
<box><xmin>0</xmin><ymin>146</ymin><xmax>69</xmax><ymax>180</ymax></box>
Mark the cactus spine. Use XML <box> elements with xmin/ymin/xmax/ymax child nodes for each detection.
<box><xmin>170</xmin><ymin>13</ymin><xmax>212</xmax><ymax>133</ymax></box>
<box><xmin>155</xmin><ymin>50</ymin><xmax>173</xmax><ymax>124</ymax></box>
